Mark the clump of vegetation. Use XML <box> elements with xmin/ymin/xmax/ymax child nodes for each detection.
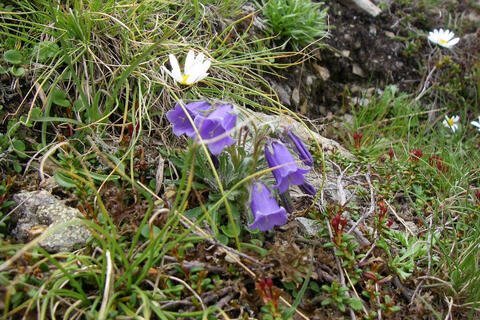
<box><xmin>1</xmin><ymin>0</ymin><xmax>480</xmax><ymax>319</ymax></box>
<box><xmin>259</xmin><ymin>0</ymin><xmax>329</xmax><ymax>49</ymax></box>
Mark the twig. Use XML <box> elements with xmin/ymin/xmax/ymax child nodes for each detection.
<box><xmin>165</xmin><ymin>275</ymin><xmax>206</xmax><ymax>311</ymax></box>
<box><xmin>392</xmin><ymin>276</ymin><xmax>414</xmax><ymax>301</ymax></box>
<box><xmin>348</xmin><ymin>167</ymin><xmax>375</xmax><ymax>235</ymax></box>
<box><xmin>347</xmin><ymin>0</ymin><xmax>382</xmax><ymax>17</ymax></box>
<box><xmin>376</xmin><ymin>282</ymin><xmax>382</xmax><ymax>320</ymax></box>
<box><xmin>325</xmin><ymin>216</ymin><xmax>357</xmax><ymax>320</ymax></box>
<box><xmin>414</xmin><ymin>66</ymin><xmax>437</xmax><ymax>102</ymax></box>
<box><xmin>409</xmin><ymin>216</ymin><xmax>434</xmax><ymax>304</ymax></box>
<box><xmin>444</xmin><ymin>296</ymin><xmax>453</xmax><ymax>320</ymax></box>
<box><xmin>99</xmin><ymin>250</ymin><xmax>114</xmax><ymax>320</ymax></box>
<box><xmin>384</xmin><ymin>199</ymin><xmax>415</xmax><ymax>236</ymax></box>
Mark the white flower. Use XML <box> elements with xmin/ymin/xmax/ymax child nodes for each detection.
<box><xmin>162</xmin><ymin>50</ymin><xmax>211</xmax><ymax>85</ymax></box>
<box><xmin>442</xmin><ymin>114</ymin><xmax>460</xmax><ymax>132</ymax></box>
<box><xmin>428</xmin><ymin>29</ymin><xmax>459</xmax><ymax>48</ymax></box>
<box><xmin>471</xmin><ymin>116</ymin><xmax>480</xmax><ymax>131</ymax></box>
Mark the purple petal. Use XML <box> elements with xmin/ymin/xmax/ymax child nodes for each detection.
<box><xmin>248</xmin><ymin>181</ymin><xmax>288</xmax><ymax>231</ymax></box>
<box><xmin>193</xmin><ymin>104</ymin><xmax>237</xmax><ymax>155</ymax></box>
<box><xmin>265</xmin><ymin>141</ymin><xmax>309</xmax><ymax>193</ymax></box>
<box><xmin>286</xmin><ymin>130</ymin><xmax>314</xmax><ymax>166</ymax></box>
<box><xmin>166</xmin><ymin>101</ymin><xmax>210</xmax><ymax>137</ymax></box>
<box><xmin>299</xmin><ymin>181</ymin><xmax>317</xmax><ymax>195</ymax></box>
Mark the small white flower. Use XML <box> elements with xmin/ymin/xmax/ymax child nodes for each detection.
<box><xmin>471</xmin><ymin>116</ymin><xmax>480</xmax><ymax>131</ymax></box>
<box><xmin>428</xmin><ymin>29</ymin><xmax>459</xmax><ymax>48</ymax></box>
<box><xmin>442</xmin><ymin>114</ymin><xmax>460</xmax><ymax>132</ymax></box>
<box><xmin>162</xmin><ymin>50</ymin><xmax>211</xmax><ymax>85</ymax></box>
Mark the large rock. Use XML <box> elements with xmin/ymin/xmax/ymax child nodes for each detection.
<box><xmin>11</xmin><ymin>190</ymin><xmax>91</xmax><ymax>252</ymax></box>
<box><xmin>247</xmin><ymin>110</ymin><xmax>352</xmax><ymax>158</ymax></box>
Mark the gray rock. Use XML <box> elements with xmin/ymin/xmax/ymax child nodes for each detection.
<box><xmin>270</xmin><ymin>81</ymin><xmax>292</xmax><ymax>106</ymax></box>
<box><xmin>247</xmin><ymin>111</ymin><xmax>353</xmax><ymax>158</ymax></box>
<box><xmin>296</xmin><ymin>217</ymin><xmax>320</xmax><ymax>237</ymax></box>
<box><xmin>291</xmin><ymin>87</ymin><xmax>301</xmax><ymax>107</ymax></box>
<box><xmin>11</xmin><ymin>190</ymin><xmax>91</xmax><ymax>253</ymax></box>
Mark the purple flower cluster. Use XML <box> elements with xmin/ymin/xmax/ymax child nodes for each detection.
<box><xmin>166</xmin><ymin>101</ymin><xmax>315</xmax><ymax>233</ymax></box>
<box><xmin>166</xmin><ymin>101</ymin><xmax>237</xmax><ymax>155</ymax></box>
<box><xmin>248</xmin><ymin>130</ymin><xmax>316</xmax><ymax>232</ymax></box>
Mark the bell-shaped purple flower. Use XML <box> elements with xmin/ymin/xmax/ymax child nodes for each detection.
<box><xmin>193</xmin><ymin>104</ymin><xmax>237</xmax><ymax>155</ymax></box>
<box><xmin>299</xmin><ymin>181</ymin><xmax>317</xmax><ymax>195</ymax></box>
<box><xmin>248</xmin><ymin>181</ymin><xmax>288</xmax><ymax>231</ymax></box>
<box><xmin>265</xmin><ymin>140</ymin><xmax>309</xmax><ymax>194</ymax></box>
<box><xmin>286</xmin><ymin>130</ymin><xmax>314</xmax><ymax>166</ymax></box>
<box><xmin>166</xmin><ymin>101</ymin><xmax>211</xmax><ymax>137</ymax></box>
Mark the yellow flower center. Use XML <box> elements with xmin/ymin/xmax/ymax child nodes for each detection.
<box><xmin>180</xmin><ymin>74</ymin><xmax>190</xmax><ymax>85</ymax></box>
<box><xmin>447</xmin><ymin>118</ymin><xmax>454</xmax><ymax>126</ymax></box>
<box><xmin>439</xmin><ymin>39</ymin><xmax>448</xmax><ymax>44</ymax></box>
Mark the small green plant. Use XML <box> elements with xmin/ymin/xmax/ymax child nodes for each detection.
<box><xmin>259</xmin><ymin>0</ymin><xmax>329</xmax><ymax>49</ymax></box>
<box><xmin>321</xmin><ymin>281</ymin><xmax>363</xmax><ymax>313</ymax></box>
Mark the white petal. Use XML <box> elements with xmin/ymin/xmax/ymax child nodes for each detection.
<box><xmin>161</xmin><ymin>66</ymin><xmax>173</xmax><ymax>78</ymax></box>
<box><xmin>471</xmin><ymin>121</ymin><xmax>480</xmax><ymax>129</ymax></box>
<box><xmin>194</xmin><ymin>52</ymin><xmax>205</xmax><ymax>65</ymax></box>
<box><xmin>448</xmin><ymin>37</ymin><xmax>459</xmax><ymax>47</ymax></box>
<box><xmin>168</xmin><ymin>54</ymin><xmax>183</xmax><ymax>82</ymax></box>
<box><xmin>200</xmin><ymin>59</ymin><xmax>211</xmax><ymax>74</ymax></box>
<box><xmin>442</xmin><ymin>119</ymin><xmax>449</xmax><ymax>127</ymax></box>
<box><xmin>191</xmin><ymin>72</ymin><xmax>208</xmax><ymax>83</ymax></box>
<box><xmin>185</xmin><ymin>50</ymin><xmax>195</xmax><ymax>72</ymax></box>
<box><xmin>452</xmin><ymin>115</ymin><xmax>460</xmax><ymax>122</ymax></box>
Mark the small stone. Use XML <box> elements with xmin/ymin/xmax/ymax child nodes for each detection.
<box><xmin>11</xmin><ymin>190</ymin><xmax>91</xmax><ymax>253</ymax></box>
<box><xmin>305</xmin><ymin>74</ymin><xmax>316</xmax><ymax>87</ymax></box>
<box><xmin>352</xmin><ymin>63</ymin><xmax>366</xmax><ymax>78</ymax></box>
<box><xmin>385</xmin><ymin>31</ymin><xmax>395</xmax><ymax>38</ymax></box>
<box><xmin>296</xmin><ymin>217</ymin><xmax>320</xmax><ymax>237</ymax></box>
<box><xmin>271</xmin><ymin>81</ymin><xmax>292</xmax><ymax>106</ymax></box>
<box><xmin>404</xmin><ymin>221</ymin><xmax>419</xmax><ymax>235</ymax></box>
<box><xmin>291</xmin><ymin>87</ymin><xmax>301</xmax><ymax>106</ymax></box>
<box><xmin>313</xmin><ymin>64</ymin><xmax>330</xmax><ymax>81</ymax></box>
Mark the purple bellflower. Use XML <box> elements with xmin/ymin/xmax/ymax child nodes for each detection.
<box><xmin>193</xmin><ymin>104</ymin><xmax>237</xmax><ymax>155</ymax></box>
<box><xmin>286</xmin><ymin>130</ymin><xmax>314</xmax><ymax>166</ymax></box>
<box><xmin>299</xmin><ymin>181</ymin><xmax>317</xmax><ymax>195</ymax></box>
<box><xmin>265</xmin><ymin>140</ymin><xmax>309</xmax><ymax>194</ymax></box>
<box><xmin>166</xmin><ymin>101</ymin><xmax>211</xmax><ymax>137</ymax></box>
<box><xmin>248</xmin><ymin>181</ymin><xmax>288</xmax><ymax>231</ymax></box>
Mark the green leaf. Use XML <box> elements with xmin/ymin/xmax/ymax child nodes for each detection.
<box><xmin>13</xmin><ymin>161</ymin><xmax>21</xmax><ymax>173</ymax></box>
<box><xmin>10</xmin><ymin>67</ymin><xmax>25</xmax><ymax>77</ymax></box>
<box><xmin>321</xmin><ymin>298</ymin><xmax>333</xmax><ymax>306</ymax></box>
<box><xmin>54</xmin><ymin>172</ymin><xmax>77</xmax><ymax>188</ymax></box>
<box><xmin>140</xmin><ymin>224</ymin><xmax>160</xmax><ymax>239</ymax></box>
<box><xmin>51</xmin><ymin>89</ymin><xmax>71</xmax><ymax>107</ymax></box>
<box><xmin>12</xmin><ymin>140</ymin><xmax>25</xmax><ymax>152</ymax></box>
<box><xmin>30</xmin><ymin>107</ymin><xmax>42</xmax><ymax>120</ymax></box>
<box><xmin>79</xmin><ymin>170</ymin><xmax>120</xmax><ymax>182</ymax></box>
<box><xmin>73</xmin><ymin>99</ymin><xmax>85</xmax><ymax>112</ymax></box>
<box><xmin>4</xmin><ymin>50</ymin><xmax>23</xmax><ymax>65</ymax></box>
<box><xmin>348</xmin><ymin>298</ymin><xmax>364</xmax><ymax>311</ymax></box>
<box><xmin>184</xmin><ymin>206</ymin><xmax>204</xmax><ymax>220</ymax></box>
<box><xmin>35</xmin><ymin>41</ymin><xmax>59</xmax><ymax>62</ymax></box>
<box><xmin>216</xmin><ymin>234</ymin><xmax>229</xmax><ymax>245</ymax></box>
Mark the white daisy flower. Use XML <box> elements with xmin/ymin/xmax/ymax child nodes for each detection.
<box><xmin>428</xmin><ymin>29</ymin><xmax>460</xmax><ymax>48</ymax></box>
<box><xmin>162</xmin><ymin>50</ymin><xmax>211</xmax><ymax>85</ymax></box>
<box><xmin>442</xmin><ymin>114</ymin><xmax>460</xmax><ymax>132</ymax></box>
<box><xmin>471</xmin><ymin>116</ymin><xmax>480</xmax><ymax>131</ymax></box>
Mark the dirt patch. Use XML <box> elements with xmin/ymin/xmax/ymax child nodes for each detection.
<box><xmin>266</xmin><ymin>0</ymin><xmax>480</xmax><ymax>119</ymax></box>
